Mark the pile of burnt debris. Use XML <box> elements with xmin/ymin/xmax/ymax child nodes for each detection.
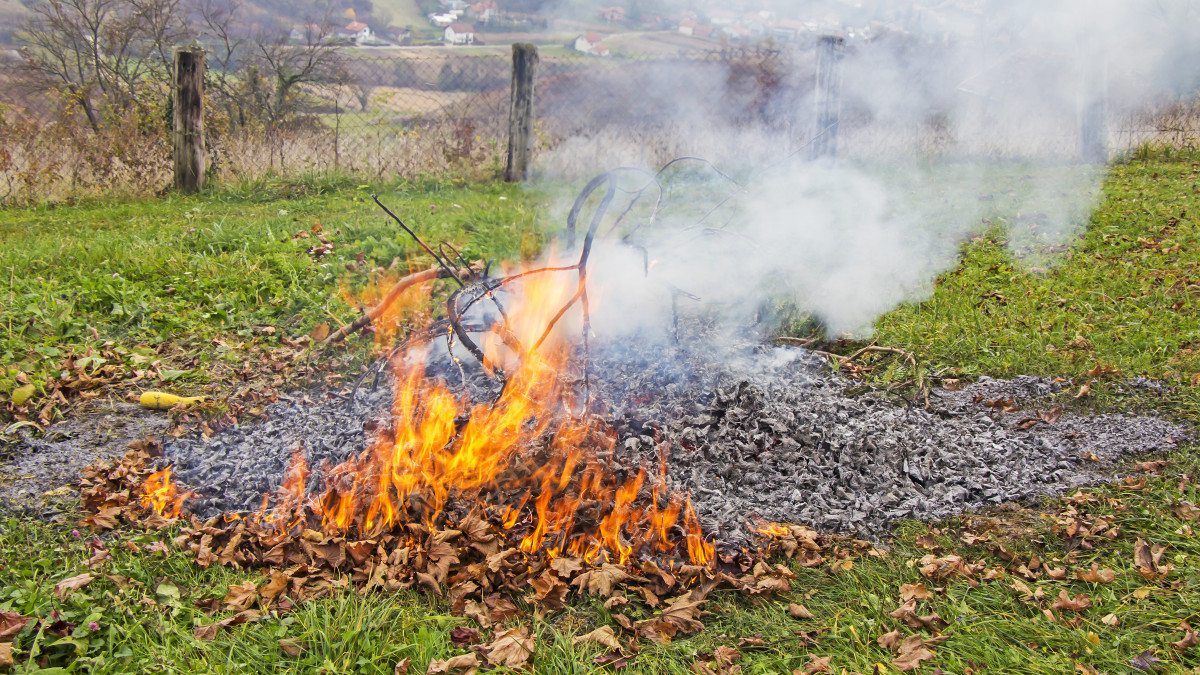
<box><xmin>161</xmin><ymin>326</ymin><xmax>1185</xmax><ymax>545</ymax></box>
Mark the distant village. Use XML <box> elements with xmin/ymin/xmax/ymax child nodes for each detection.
<box><xmin>290</xmin><ymin>0</ymin><xmax>988</xmax><ymax>52</ymax></box>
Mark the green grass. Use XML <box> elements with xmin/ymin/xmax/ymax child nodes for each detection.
<box><xmin>2</xmin><ymin>156</ymin><xmax>1200</xmax><ymax>673</ymax></box>
<box><xmin>0</xmin><ymin>174</ymin><xmax>542</xmax><ymax>416</ymax></box>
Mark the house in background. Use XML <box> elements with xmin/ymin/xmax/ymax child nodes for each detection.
<box><xmin>467</xmin><ymin>0</ymin><xmax>496</xmax><ymax>22</ymax></box>
<box><xmin>342</xmin><ymin>21</ymin><xmax>372</xmax><ymax>43</ymax></box>
<box><xmin>573</xmin><ymin>32</ymin><xmax>603</xmax><ymax>53</ymax></box>
<box><xmin>445</xmin><ymin>23</ymin><xmax>476</xmax><ymax>44</ymax></box>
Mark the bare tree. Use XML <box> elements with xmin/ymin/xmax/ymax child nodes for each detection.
<box><xmin>254</xmin><ymin>22</ymin><xmax>345</xmax><ymax>123</ymax></box>
<box><xmin>16</xmin><ymin>0</ymin><xmax>189</xmax><ymax>130</ymax></box>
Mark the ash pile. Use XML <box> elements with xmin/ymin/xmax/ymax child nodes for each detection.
<box><xmin>162</xmin><ymin>330</ymin><xmax>1186</xmax><ymax>543</ymax></box>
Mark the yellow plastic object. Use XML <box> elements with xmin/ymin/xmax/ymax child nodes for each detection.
<box><xmin>139</xmin><ymin>391</ymin><xmax>207</xmax><ymax>410</ymax></box>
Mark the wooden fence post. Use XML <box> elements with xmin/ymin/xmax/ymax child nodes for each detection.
<box><xmin>505</xmin><ymin>43</ymin><xmax>538</xmax><ymax>182</ymax></box>
<box><xmin>811</xmin><ymin>35</ymin><xmax>844</xmax><ymax>160</ymax></box>
<box><xmin>173</xmin><ymin>48</ymin><xmax>205</xmax><ymax>193</ymax></box>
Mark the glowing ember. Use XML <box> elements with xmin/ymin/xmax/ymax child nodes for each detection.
<box><xmin>142</xmin><ymin>259</ymin><xmax>717</xmax><ymax>566</ymax></box>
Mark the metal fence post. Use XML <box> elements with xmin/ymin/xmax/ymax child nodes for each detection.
<box><xmin>1079</xmin><ymin>48</ymin><xmax>1108</xmax><ymax>164</ymax></box>
<box><xmin>811</xmin><ymin>35</ymin><xmax>844</xmax><ymax>160</ymax></box>
<box><xmin>173</xmin><ymin>48</ymin><xmax>205</xmax><ymax>193</ymax></box>
<box><xmin>505</xmin><ymin>43</ymin><xmax>538</xmax><ymax>182</ymax></box>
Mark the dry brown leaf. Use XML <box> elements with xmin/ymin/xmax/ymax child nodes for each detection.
<box><xmin>888</xmin><ymin>598</ymin><xmax>947</xmax><ymax>631</ymax></box>
<box><xmin>393</xmin><ymin>657</ymin><xmax>411</xmax><ymax>675</ymax></box>
<box><xmin>529</xmin><ymin>571</ymin><xmax>568</xmax><ymax>610</ymax></box>
<box><xmin>1046</xmin><ymin>567</ymin><xmax>1067</xmax><ymax>580</ymax></box>
<box><xmin>484</xmin><ymin>627</ymin><xmax>534</xmax><ymax>668</ymax></box>
<box><xmin>799</xmin><ymin>654</ymin><xmax>832</xmax><ymax>674</ymax></box>
<box><xmin>877</xmin><ymin>629</ymin><xmax>903</xmax><ymax>651</ymax></box>
<box><xmin>260</xmin><ymin>571</ymin><xmax>289</xmax><ymax>604</ymax></box>
<box><xmin>893</xmin><ymin>635</ymin><xmax>937</xmax><ymax>672</ymax></box>
<box><xmin>0</xmin><ymin>642</ymin><xmax>12</xmax><ymax>668</ymax></box>
<box><xmin>573</xmin><ymin>626</ymin><xmax>621</xmax><ymax>651</ymax></box>
<box><xmin>550</xmin><ymin>556</ymin><xmax>584</xmax><ymax>578</ymax></box>
<box><xmin>53</xmin><ymin>573</ymin><xmax>94</xmax><ymax>599</ymax></box>
<box><xmin>1076</xmin><ymin>563</ymin><xmax>1116</xmax><ymax>584</ymax></box>
<box><xmin>1133</xmin><ymin>537</ymin><xmax>1173</xmax><ymax>580</ymax></box>
<box><xmin>1134</xmin><ymin>460</ymin><xmax>1169</xmax><ymax>474</ymax></box>
<box><xmin>1101</xmin><ymin>613</ymin><xmax>1119</xmax><ymax>627</ymax></box>
<box><xmin>573</xmin><ymin>564</ymin><xmax>631</xmax><ymax>597</ymax></box>
<box><xmin>278</xmin><ymin>639</ymin><xmax>303</xmax><ymax>657</ymax></box>
<box><xmin>899</xmin><ymin>583</ymin><xmax>934</xmax><ymax>602</ymax></box>
<box><xmin>0</xmin><ymin>611</ymin><xmax>33</xmax><ymax>641</ymax></box>
<box><xmin>426</xmin><ymin>653</ymin><xmax>480</xmax><ymax>674</ymax></box>
<box><xmin>1171</xmin><ymin>630</ymin><xmax>1199</xmax><ymax>652</ymax></box>
<box><xmin>787</xmin><ymin>603</ymin><xmax>815</xmax><ymax>620</ymax></box>
<box><xmin>1052</xmin><ymin>590</ymin><xmax>1092</xmax><ymax>612</ymax></box>
<box><xmin>450</xmin><ymin>626</ymin><xmax>482</xmax><ymax>647</ymax></box>
<box><xmin>222</xmin><ymin>580</ymin><xmax>258</xmax><ymax>611</ymax></box>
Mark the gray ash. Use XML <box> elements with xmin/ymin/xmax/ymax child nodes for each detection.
<box><xmin>161</xmin><ymin>336</ymin><xmax>1187</xmax><ymax>545</ymax></box>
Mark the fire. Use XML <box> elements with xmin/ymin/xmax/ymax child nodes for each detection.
<box><xmin>141</xmin><ymin>467</ymin><xmax>189</xmax><ymax>518</ymax></box>
<box><xmin>141</xmin><ymin>257</ymin><xmax>717</xmax><ymax>567</ymax></box>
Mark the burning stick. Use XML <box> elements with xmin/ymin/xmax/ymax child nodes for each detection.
<box><xmin>321</xmin><ymin>263</ymin><xmax>483</xmax><ymax>347</ymax></box>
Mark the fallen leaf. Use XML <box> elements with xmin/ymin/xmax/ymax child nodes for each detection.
<box><xmin>1130</xmin><ymin>649</ymin><xmax>1161</xmax><ymax>671</ymax></box>
<box><xmin>893</xmin><ymin>635</ymin><xmax>937</xmax><ymax>672</ymax></box>
<box><xmin>223</xmin><ymin>580</ymin><xmax>258</xmax><ymax>611</ymax></box>
<box><xmin>899</xmin><ymin>583</ymin><xmax>934</xmax><ymax>602</ymax></box>
<box><xmin>1171</xmin><ymin>630</ymin><xmax>1199</xmax><ymax>651</ymax></box>
<box><xmin>53</xmin><ymin>572</ymin><xmax>94</xmax><ymax>599</ymax></box>
<box><xmin>594</xmin><ymin>650</ymin><xmax>634</xmax><ymax>668</ymax></box>
<box><xmin>0</xmin><ymin>611</ymin><xmax>33</xmax><ymax>641</ymax></box>
<box><xmin>278</xmin><ymin>639</ymin><xmax>303</xmax><ymax>657</ymax></box>
<box><xmin>394</xmin><ymin>657</ymin><xmax>411</xmax><ymax>675</ymax></box>
<box><xmin>426</xmin><ymin>653</ymin><xmax>480</xmax><ymax>674</ymax></box>
<box><xmin>450</xmin><ymin>626</ymin><xmax>482</xmax><ymax>647</ymax></box>
<box><xmin>484</xmin><ymin>627</ymin><xmax>534</xmax><ymax>668</ymax></box>
<box><xmin>573</xmin><ymin>564</ymin><xmax>631</xmax><ymax>597</ymax></box>
<box><xmin>1134</xmin><ymin>461</ymin><xmax>1169</xmax><ymax>474</ymax></box>
<box><xmin>877</xmin><ymin>629</ymin><xmax>903</xmax><ymax>651</ymax></box>
<box><xmin>573</xmin><ymin>626</ymin><xmax>621</xmax><ymax>651</ymax></box>
<box><xmin>1101</xmin><ymin>613</ymin><xmax>1119</xmax><ymax>627</ymax></box>
<box><xmin>799</xmin><ymin>654</ymin><xmax>832</xmax><ymax>674</ymax></box>
<box><xmin>787</xmin><ymin>603</ymin><xmax>815</xmax><ymax>620</ymax></box>
<box><xmin>0</xmin><ymin>642</ymin><xmax>11</xmax><ymax>668</ymax></box>
<box><xmin>1052</xmin><ymin>590</ymin><xmax>1091</xmax><ymax>612</ymax></box>
<box><xmin>1076</xmin><ymin>563</ymin><xmax>1116</xmax><ymax>584</ymax></box>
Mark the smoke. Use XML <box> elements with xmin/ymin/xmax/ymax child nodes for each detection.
<box><xmin>523</xmin><ymin>0</ymin><xmax>1195</xmax><ymax>339</ymax></box>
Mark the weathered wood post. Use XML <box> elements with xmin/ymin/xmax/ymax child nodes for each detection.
<box><xmin>811</xmin><ymin>35</ymin><xmax>844</xmax><ymax>160</ymax></box>
<box><xmin>505</xmin><ymin>43</ymin><xmax>538</xmax><ymax>182</ymax></box>
<box><xmin>173</xmin><ymin>48</ymin><xmax>205</xmax><ymax>193</ymax></box>
<box><xmin>1078</xmin><ymin>46</ymin><xmax>1107</xmax><ymax>164</ymax></box>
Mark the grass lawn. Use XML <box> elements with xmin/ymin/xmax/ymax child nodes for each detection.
<box><xmin>1</xmin><ymin>155</ymin><xmax>1199</xmax><ymax>674</ymax></box>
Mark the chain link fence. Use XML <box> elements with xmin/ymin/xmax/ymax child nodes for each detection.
<box><xmin>2</xmin><ymin>38</ymin><xmax>1199</xmax><ymax>205</ymax></box>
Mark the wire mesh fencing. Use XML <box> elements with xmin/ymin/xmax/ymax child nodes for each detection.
<box><xmin>3</xmin><ymin>39</ymin><xmax>1200</xmax><ymax>205</ymax></box>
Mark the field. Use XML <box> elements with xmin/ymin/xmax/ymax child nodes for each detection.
<box><xmin>0</xmin><ymin>155</ymin><xmax>1199</xmax><ymax>673</ymax></box>
<box><xmin>371</xmin><ymin>0</ymin><xmax>428</xmax><ymax>29</ymax></box>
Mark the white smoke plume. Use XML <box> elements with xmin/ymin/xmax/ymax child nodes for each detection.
<box><xmin>526</xmin><ymin>0</ymin><xmax>1196</xmax><ymax>339</ymax></box>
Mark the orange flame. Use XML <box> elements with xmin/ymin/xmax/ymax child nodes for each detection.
<box><xmin>141</xmin><ymin>467</ymin><xmax>190</xmax><ymax>518</ymax></box>
<box><xmin>188</xmin><ymin>258</ymin><xmax>717</xmax><ymax>565</ymax></box>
